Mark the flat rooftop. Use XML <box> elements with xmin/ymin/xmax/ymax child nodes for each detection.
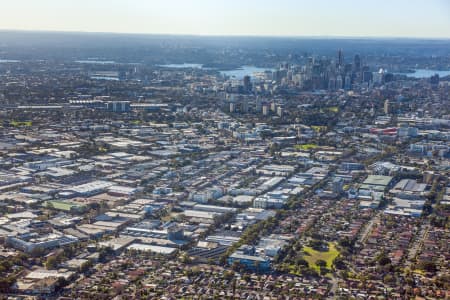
<box><xmin>127</xmin><ymin>243</ymin><xmax>177</xmax><ymax>255</ymax></box>
<box><xmin>363</xmin><ymin>175</ymin><xmax>393</xmax><ymax>187</ymax></box>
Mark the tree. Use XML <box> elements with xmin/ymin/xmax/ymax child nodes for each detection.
<box><xmin>315</xmin><ymin>259</ymin><xmax>327</xmax><ymax>268</ymax></box>
<box><xmin>223</xmin><ymin>270</ymin><xmax>235</xmax><ymax>280</ymax></box>
<box><xmin>242</xmin><ymin>274</ymin><xmax>251</xmax><ymax>282</ymax></box>
<box><xmin>309</xmin><ymin>239</ymin><xmax>327</xmax><ymax>251</ymax></box>
<box><xmin>333</xmin><ymin>256</ymin><xmax>346</xmax><ymax>270</ymax></box>
<box><xmin>99</xmin><ymin>246</ymin><xmax>113</xmax><ymax>262</ymax></box>
<box><xmin>56</xmin><ymin>277</ymin><xmax>69</xmax><ymax>291</ymax></box>
<box><xmin>231</xmin><ymin>261</ymin><xmax>243</xmax><ymax>272</ymax></box>
<box><xmin>338</xmin><ymin>237</ymin><xmax>354</xmax><ymax>252</ymax></box>
<box><xmin>179</xmin><ymin>252</ymin><xmax>191</xmax><ymax>264</ymax></box>
<box><xmin>339</xmin><ymin>270</ymin><xmax>349</xmax><ymax>280</ymax></box>
<box><xmin>418</xmin><ymin>261</ymin><xmax>437</xmax><ymax>273</ymax></box>
<box><xmin>319</xmin><ymin>266</ymin><xmax>330</xmax><ymax>275</ymax></box>
<box><xmin>383</xmin><ymin>274</ymin><xmax>395</xmax><ymax>284</ymax></box>
<box><xmin>377</xmin><ymin>254</ymin><xmax>391</xmax><ymax>266</ymax></box>
<box><xmin>0</xmin><ymin>275</ymin><xmax>16</xmax><ymax>293</ymax></box>
<box><xmin>45</xmin><ymin>256</ymin><xmax>58</xmax><ymax>269</ymax></box>
<box><xmin>80</xmin><ymin>259</ymin><xmax>93</xmax><ymax>273</ymax></box>
<box><xmin>295</xmin><ymin>257</ymin><xmax>309</xmax><ymax>267</ymax></box>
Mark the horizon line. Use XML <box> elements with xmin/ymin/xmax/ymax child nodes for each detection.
<box><xmin>1</xmin><ymin>28</ymin><xmax>450</xmax><ymax>41</ymax></box>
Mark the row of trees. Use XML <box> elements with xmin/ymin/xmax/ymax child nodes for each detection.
<box><xmin>220</xmin><ymin>216</ymin><xmax>279</xmax><ymax>265</ymax></box>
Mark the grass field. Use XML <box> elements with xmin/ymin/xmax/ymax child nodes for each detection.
<box><xmin>311</xmin><ymin>125</ymin><xmax>327</xmax><ymax>133</ymax></box>
<box><xmin>327</xmin><ymin>106</ymin><xmax>339</xmax><ymax>113</ymax></box>
<box><xmin>11</xmin><ymin>120</ymin><xmax>32</xmax><ymax>127</ymax></box>
<box><xmin>303</xmin><ymin>242</ymin><xmax>340</xmax><ymax>272</ymax></box>
<box><xmin>294</xmin><ymin>143</ymin><xmax>318</xmax><ymax>151</ymax></box>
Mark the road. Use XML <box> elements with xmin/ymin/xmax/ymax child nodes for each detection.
<box><xmin>357</xmin><ymin>213</ymin><xmax>380</xmax><ymax>245</ymax></box>
<box><xmin>405</xmin><ymin>222</ymin><xmax>430</xmax><ymax>267</ymax></box>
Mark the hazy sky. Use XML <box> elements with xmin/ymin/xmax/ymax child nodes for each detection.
<box><xmin>1</xmin><ymin>0</ymin><xmax>449</xmax><ymax>38</ymax></box>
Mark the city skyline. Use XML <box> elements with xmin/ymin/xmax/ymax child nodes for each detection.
<box><xmin>1</xmin><ymin>0</ymin><xmax>450</xmax><ymax>38</ymax></box>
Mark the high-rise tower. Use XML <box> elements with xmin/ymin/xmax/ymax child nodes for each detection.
<box><xmin>337</xmin><ymin>49</ymin><xmax>344</xmax><ymax>67</ymax></box>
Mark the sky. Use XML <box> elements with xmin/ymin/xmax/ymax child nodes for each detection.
<box><xmin>0</xmin><ymin>0</ymin><xmax>449</xmax><ymax>38</ymax></box>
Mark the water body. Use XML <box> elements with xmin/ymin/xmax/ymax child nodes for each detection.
<box><xmin>159</xmin><ymin>63</ymin><xmax>203</xmax><ymax>69</ymax></box>
<box><xmin>0</xmin><ymin>59</ymin><xmax>20</xmax><ymax>63</ymax></box>
<box><xmin>90</xmin><ymin>76</ymin><xmax>119</xmax><ymax>81</ymax></box>
<box><xmin>220</xmin><ymin>66</ymin><xmax>275</xmax><ymax>79</ymax></box>
<box><xmin>159</xmin><ymin>63</ymin><xmax>274</xmax><ymax>79</ymax></box>
<box><xmin>397</xmin><ymin>69</ymin><xmax>450</xmax><ymax>78</ymax></box>
<box><xmin>76</xmin><ymin>60</ymin><xmax>116</xmax><ymax>64</ymax></box>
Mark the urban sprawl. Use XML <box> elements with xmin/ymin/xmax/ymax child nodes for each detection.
<box><xmin>0</xmin><ymin>46</ymin><xmax>449</xmax><ymax>300</ymax></box>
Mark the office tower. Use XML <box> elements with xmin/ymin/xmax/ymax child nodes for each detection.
<box><xmin>363</xmin><ymin>71</ymin><xmax>373</xmax><ymax>83</ymax></box>
<box><xmin>279</xmin><ymin>62</ymin><xmax>289</xmax><ymax>70</ymax></box>
<box><xmin>242</xmin><ymin>98</ymin><xmax>249</xmax><ymax>113</ymax></box>
<box><xmin>255</xmin><ymin>96</ymin><xmax>262</xmax><ymax>112</ymax></box>
<box><xmin>287</xmin><ymin>70</ymin><xmax>293</xmax><ymax>81</ymax></box>
<box><xmin>337</xmin><ymin>49</ymin><xmax>344</xmax><ymax>67</ymax></box>
<box><xmin>277</xmin><ymin>106</ymin><xmax>283</xmax><ymax>117</ymax></box>
<box><xmin>328</xmin><ymin>78</ymin><xmax>336</xmax><ymax>91</ymax></box>
<box><xmin>430</xmin><ymin>74</ymin><xmax>439</xmax><ymax>85</ymax></box>
<box><xmin>270</xmin><ymin>102</ymin><xmax>276</xmax><ymax>112</ymax></box>
<box><xmin>243</xmin><ymin>75</ymin><xmax>251</xmax><ymax>92</ymax></box>
<box><xmin>384</xmin><ymin>99</ymin><xmax>391</xmax><ymax>115</ymax></box>
<box><xmin>373</xmin><ymin>71</ymin><xmax>383</xmax><ymax>84</ymax></box>
<box><xmin>344</xmin><ymin>63</ymin><xmax>352</xmax><ymax>74</ymax></box>
<box><xmin>360</xmin><ymin>64</ymin><xmax>371</xmax><ymax>84</ymax></box>
<box><xmin>336</xmin><ymin>75</ymin><xmax>343</xmax><ymax>89</ymax></box>
<box><xmin>262</xmin><ymin>105</ymin><xmax>269</xmax><ymax>116</ymax></box>
<box><xmin>344</xmin><ymin>75</ymin><xmax>351</xmax><ymax>90</ymax></box>
<box><xmin>229</xmin><ymin>102</ymin><xmax>235</xmax><ymax>113</ymax></box>
<box><xmin>354</xmin><ymin>54</ymin><xmax>361</xmax><ymax>72</ymax></box>
<box><xmin>271</xmin><ymin>70</ymin><xmax>281</xmax><ymax>82</ymax></box>
<box><xmin>384</xmin><ymin>73</ymin><xmax>394</xmax><ymax>83</ymax></box>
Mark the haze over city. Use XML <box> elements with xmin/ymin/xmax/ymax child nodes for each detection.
<box><xmin>1</xmin><ymin>0</ymin><xmax>450</xmax><ymax>38</ymax></box>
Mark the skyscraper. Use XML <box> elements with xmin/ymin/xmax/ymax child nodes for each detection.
<box><xmin>229</xmin><ymin>102</ymin><xmax>235</xmax><ymax>113</ymax></box>
<box><xmin>336</xmin><ymin>75</ymin><xmax>343</xmax><ymax>89</ymax></box>
<box><xmin>277</xmin><ymin>106</ymin><xmax>283</xmax><ymax>117</ymax></box>
<box><xmin>384</xmin><ymin>99</ymin><xmax>391</xmax><ymax>115</ymax></box>
<box><xmin>337</xmin><ymin>49</ymin><xmax>344</xmax><ymax>67</ymax></box>
<box><xmin>328</xmin><ymin>78</ymin><xmax>336</xmax><ymax>91</ymax></box>
<box><xmin>255</xmin><ymin>96</ymin><xmax>262</xmax><ymax>112</ymax></box>
<box><xmin>243</xmin><ymin>75</ymin><xmax>251</xmax><ymax>92</ymax></box>
<box><xmin>354</xmin><ymin>54</ymin><xmax>361</xmax><ymax>72</ymax></box>
<box><xmin>344</xmin><ymin>75</ymin><xmax>352</xmax><ymax>90</ymax></box>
